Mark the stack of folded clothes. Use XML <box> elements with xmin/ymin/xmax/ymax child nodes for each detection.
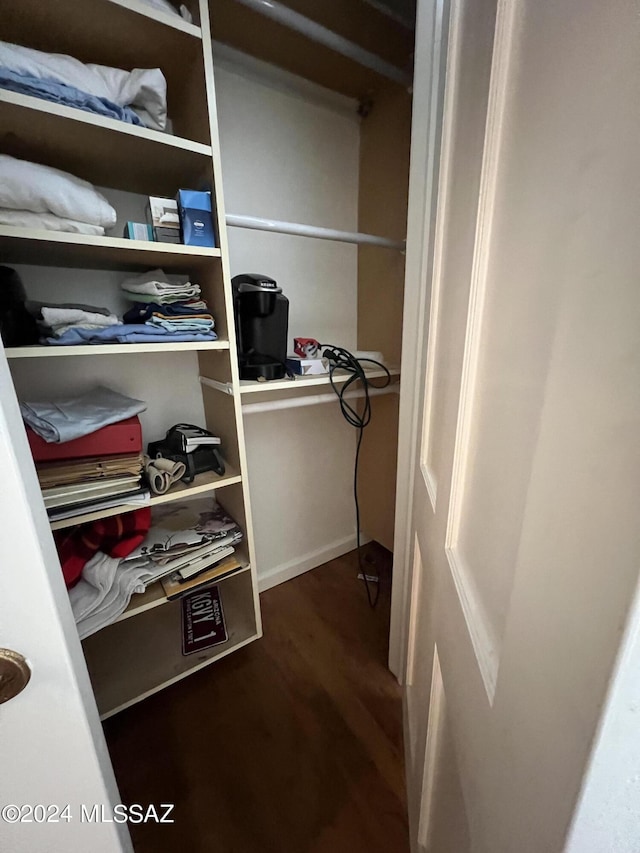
<box><xmin>0</xmin><ymin>39</ymin><xmax>167</xmax><ymax>129</ymax></box>
<box><xmin>21</xmin><ymin>386</ymin><xmax>149</xmax><ymax>522</ymax></box>
<box><xmin>118</xmin><ymin>268</ymin><xmax>217</xmax><ymax>343</ymax></box>
<box><xmin>31</xmin><ymin>269</ymin><xmax>217</xmax><ymax>346</ymax></box>
<box><xmin>28</xmin><ymin>301</ymin><xmax>119</xmax><ymax>342</ymax></box>
<box><xmin>0</xmin><ymin>154</ymin><xmax>116</xmax><ymax>235</ymax></box>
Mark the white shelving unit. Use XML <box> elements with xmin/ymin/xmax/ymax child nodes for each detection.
<box><xmin>1</xmin><ymin>0</ymin><xmax>261</xmax><ymax>719</ymax></box>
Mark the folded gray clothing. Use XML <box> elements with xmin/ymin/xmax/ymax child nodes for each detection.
<box><xmin>41</xmin><ymin>307</ymin><xmax>118</xmax><ymax>330</ymax></box>
<box><xmin>27</xmin><ymin>300</ymin><xmax>113</xmax><ymax>317</ymax></box>
<box><xmin>20</xmin><ymin>385</ymin><xmax>146</xmax><ymax>443</ymax></box>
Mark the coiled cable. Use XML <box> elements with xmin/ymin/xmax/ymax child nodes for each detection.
<box><xmin>321</xmin><ymin>344</ymin><xmax>391</xmax><ymax>608</ymax></box>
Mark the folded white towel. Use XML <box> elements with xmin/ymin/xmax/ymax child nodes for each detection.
<box><xmin>122</xmin><ymin>282</ymin><xmax>200</xmax><ymax>298</ymax></box>
<box><xmin>139</xmin><ymin>0</ymin><xmax>193</xmax><ymax>22</ymax></box>
<box><xmin>0</xmin><ymin>156</ymin><xmax>116</xmax><ymax>228</ymax></box>
<box><xmin>120</xmin><ymin>268</ymin><xmax>194</xmax><ymax>293</ymax></box>
<box><xmin>70</xmin><ymin>552</ymin><xmax>161</xmax><ymax>639</ymax></box>
<box><xmin>0</xmin><ymin>208</ymin><xmax>105</xmax><ymax>236</ymax></box>
<box><xmin>42</xmin><ymin>307</ymin><xmax>119</xmax><ymax>329</ymax></box>
<box><xmin>0</xmin><ymin>39</ymin><xmax>167</xmax><ymax>131</ymax></box>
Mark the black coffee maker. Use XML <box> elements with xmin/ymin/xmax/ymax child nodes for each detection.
<box><xmin>232</xmin><ymin>273</ymin><xmax>289</xmax><ymax>381</ymax></box>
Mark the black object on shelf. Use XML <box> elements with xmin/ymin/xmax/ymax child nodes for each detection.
<box><xmin>232</xmin><ymin>273</ymin><xmax>289</xmax><ymax>381</ymax></box>
<box><xmin>0</xmin><ymin>266</ymin><xmax>39</xmax><ymax>347</ymax></box>
<box><xmin>148</xmin><ymin>424</ymin><xmax>225</xmax><ymax>482</ymax></box>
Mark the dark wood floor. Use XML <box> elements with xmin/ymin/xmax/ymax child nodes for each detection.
<box><xmin>104</xmin><ymin>544</ymin><xmax>409</xmax><ymax>853</ymax></box>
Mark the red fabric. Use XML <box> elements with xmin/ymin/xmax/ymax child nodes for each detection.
<box><xmin>55</xmin><ymin>507</ymin><xmax>151</xmax><ymax>588</ymax></box>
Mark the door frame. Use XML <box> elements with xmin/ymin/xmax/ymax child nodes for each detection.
<box><xmin>389</xmin><ymin>0</ymin><xmax>450</xmax><ymax>681</ymax></box>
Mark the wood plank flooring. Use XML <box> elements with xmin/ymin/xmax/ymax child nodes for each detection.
<box><xmin>104</xmin><ymin>544</ymin><xmax>409</xmax><ymax>852</ymax></box>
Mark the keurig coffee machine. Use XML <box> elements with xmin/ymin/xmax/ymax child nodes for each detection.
<box><xmin>231</xmin><ymin>273</ymin><xmax>289</xmax><ymax>381</ymax></box>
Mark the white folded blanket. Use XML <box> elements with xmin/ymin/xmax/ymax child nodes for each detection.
<box><xmin>0</xmin><ymin>208</ymin><xmax>105</xmax><ymax>236</ymax></box>
<box><xmin>0</xmin><ymin>156</ymin><xmax>116</xmax><ymax>228</ymax></box>
<box><xmin>0</xmin><ymin>40</ymin><xmax>167</xmax><ymax>131</ymax></box>
<box><xmin>69</xmin><ymin>551</ymin><xmax>160</xmax><ymax>639</ymax></box>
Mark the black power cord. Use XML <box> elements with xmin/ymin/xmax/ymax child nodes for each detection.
<box><xmin>320</xmin><ymin>344</ymin><xmax>391</xmax><ymax>608</ymax></box>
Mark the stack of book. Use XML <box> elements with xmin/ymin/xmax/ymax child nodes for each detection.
<box><xmin>27</xmin><ymin>416</ymin><xmax>149</xmax><ymax>522</ymax></box>
<box><xmin>120</xmin><ymin>497</ymin><xmax>245</xmax><ymax>599</ymax></box>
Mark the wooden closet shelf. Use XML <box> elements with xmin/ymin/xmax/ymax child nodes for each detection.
<box><xmin>0</xmin><ymin>227</ymin><xmax>221</xmax><ymax>271</ymax></box>
<box><xmin>0</xmin><ymin>0</ymin><xmax>202</xmax><ymax>74</ymax></box>
<box><xmin>6</xmin><ymin>341</ymin><xmax>230</xmax><ymax>359</ymax></box>
<box><xmin>0</xmin><ymin>91</ymin><xmax>212</xmax><ymax>196</ymax></box>
<box><xmin>49</xmin><ymin>466</ymin><xmax>242</xmax><ymax>531</ymax></box>
<box><xmin>103</xmin><ymin>0</ymin><xmax>203</xmax><ymax>39</ymax></box>
<box><xmin>83</xmin><ymin>570</ymin><xmax>259</xmax><ymax>719</ymax></box>
<box><xmin>116</xmin><ymin>563</ymin><xmax>252</xmax><ymax>624</ymax></box>
<box><xmin>201</xmin><ymin>367</ymin><xmax>400</xmax><ymax>396</ymax></box>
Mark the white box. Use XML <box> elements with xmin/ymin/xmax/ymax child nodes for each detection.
<box><xmin>286</xmin><ymin>357</ymin><xmax>329</xmax><ymax>376</ymax></box>
<box><xmin>146</xmin><ymin>196</ymin><xmax>180</xmax><ymax>229</ymax></box>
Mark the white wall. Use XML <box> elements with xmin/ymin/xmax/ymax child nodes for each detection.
<box><xmin>214</xmin><ymin>54</ymin><xmax>363</xmax><ymax>589</ymax></box>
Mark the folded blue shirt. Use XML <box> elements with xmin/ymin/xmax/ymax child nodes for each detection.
<box><xmin>47</xmin><ymin>324</ymin><xmax>217</xmax><ymax>346</ymax></box>
<box><xmin>123</xmin><ymin>302</ymin><xmax>212</xmax><ymax>323</ymax></box>
<box><xmin>0</xmin><ymin>67</ymin><xmax>144</xmax><ymax>126</ymax></box>
<box><xmin>148</xmin><ymin>317</ymin><xmax>215</xmax><ymax>333</ymax></box>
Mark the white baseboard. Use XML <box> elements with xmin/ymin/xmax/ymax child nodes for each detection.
<box><xmin>257</xmin><ymin>532</ymin><xmax>371</xmax><ymax>593</ymax></box>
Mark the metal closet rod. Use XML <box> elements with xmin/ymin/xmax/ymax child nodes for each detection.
<box><xmin>226</xmin><ymin>214</ymin><xmax>405</xmax><ymax>250</ymax></box>
<box><xmin>241</xmin><ymin>384</ymin><xmax>399</xmax><ymax>416</ymax></box>
<box><xmin>230</xmin><ymin>0</ymin><xmax>411</xmax><ymax>86</ymax></box>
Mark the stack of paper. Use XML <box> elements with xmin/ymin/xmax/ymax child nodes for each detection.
<box><xmin>38</xmin><ymin>453</ymin><xmax>147</xmax><ymax>521</ymax></box>
<box><xmin>121</xmin><ymin>497</ymin><xmax>244</xmax><ymax>588</ymax></box>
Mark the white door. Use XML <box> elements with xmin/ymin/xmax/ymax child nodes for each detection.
<box><xmin>394</xmin><ymin>0</ymin><xmax>640</xmax><ymax>850</ymax></box>
<box><xmin>0</xmin><ymin>350</ymin><xmax>129</xmax><ymax>852</ymax></box>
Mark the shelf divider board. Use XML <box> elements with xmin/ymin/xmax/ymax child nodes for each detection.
<box><xmin>82</xmin><ymin>570</ymin><xmax>257</xmax><ymax>719</ymax></box>
<box><xmin>239</xmin><ymin>367</ymin><xmax>400</xmax><ymax>394</ymax></box>
<box><xmin>199</xmin><ymin>367</ymin><xmax>401</xmax><ymax>396</ymax></box>
<box><xmin>0</xmin><ymin>0</ymin><xmax>203</xmax><ymax>65</ymax></box>
<box><xmin>6</xmin><ymin>341</ymin><xmax>230</xmax><ymax>359</ymax></box>
<box><xmin>199</xmin><ymin>0</ymin><xmax>264</xmax><ymax>640</ymax></box>
<box><xmin>49</xmin><ymin>467</ymin><xmax>242</xmax><ymax>532</ymax></box>
<box><xmin>0</xmin><ymin>227</ymin><xmax>221</xmax><ymax>271</ymax></box>
<box><xmin>115</xmin><ymin>564</ymin><xmax>251</xmax><ymax>624</ymax></box>
<box><xmin>0</xmin><ymin>90</ymin><xmax>213</xmax><ymax>196</ymax></box>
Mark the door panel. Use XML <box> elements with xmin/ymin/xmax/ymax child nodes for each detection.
<box><xmin>401</xmin><ymin>0</ymin><xmax>640</xmax><ymax>850</ymax></box>
<box><xmin>0</xmin><ymin>351</ymin><xmax>128</xmax><ymax>853</ymax></box>
<box><xmin>418</xmin><ymin>650</ymin><xmax>471</xmax><ymax>853</ymax></box>
<box><xmin>420</xmin><ymin>0</ymin><xmax>498</xmax><ymax>507</ymax></box>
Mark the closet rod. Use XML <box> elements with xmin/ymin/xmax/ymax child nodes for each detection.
<box><xmin>241</xmin><ymin>384</ymin><xmax>398</xmax><ymax>415</ymax></box>
<box><xmin>229</xmin><ymin>0</ymin><xmax>410</xmax><ymax>85</ymax></box>
<box><xmin>226</xmin><ymin>214</ymin><xmax>405</xmax><ymax>250</ymax></box>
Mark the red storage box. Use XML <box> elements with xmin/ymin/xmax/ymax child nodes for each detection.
<box><xmin>27</xmin><ymin>417</ymin><xmax>143</xmax><ymax>462</ymax></box>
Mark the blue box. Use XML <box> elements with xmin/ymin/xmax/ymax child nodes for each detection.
<box><xmin>177</xmin><ymin>190</ymin><xmax>217</xmax><ymax>248</ymax></box>
<box><xmin>123</xmin><ymin>221</ymin><xmax>153</xmax><ymax>241</ymax></box>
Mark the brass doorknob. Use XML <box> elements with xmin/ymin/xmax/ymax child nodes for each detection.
<box><xmin>0</xmin><ymin>649</ymin><xmax>31</xmax><ymax>704</ymax></box>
